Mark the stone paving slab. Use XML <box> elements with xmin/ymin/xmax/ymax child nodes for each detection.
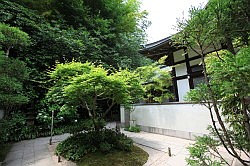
<box><xmin>137</xmin><ymin>144</ymin><xmax>169</xmax><ymax>166</ymax></box>
<box><xmin>2</xmin><ymin>126</ymin><xmax>246</xmax><ymax>166</ymax></box>
<box><xmin>3</xmin><ymin>134</ymin><xmax>70</xmax><ymax>166</ymax></box>
<box><xmin>123</xmin><ymin>130</ymin><xmax>247</xmax><ymax>166</ymax></box>
<box><xmin>123</xmin><ymin>130</ymin><xmax>193</xmax><ymax>166</ymax></box>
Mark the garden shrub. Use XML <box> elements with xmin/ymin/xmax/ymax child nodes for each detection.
<box><xmin>0</xmin><ymin>112</ymin><xmax>27</xmax><ymax>142</ymax></box>
<box><xmin>55</xmin><ymin>129</ymin><xmax>133</xmax><ymax>161</ymax></box>
<box><xmin>125</xmin><ymin>125</ymin><xmax>141</xmax><ymax>133</ymax></box>
<box><xmin>0</xmin><ymin>52</ymin><xmax>29</xmax><ymax>117</ymax></box>
<box><xmin>61</xmin><ymin>120</ymin><xmax>93</xmax><ymax>134</ymax></box>
<box><xmin>0</xmin><ymin>114</ymin><xmax>53</xmax><ymax>143</ymax></box>
<box><xmin>0</xmin><ymin>112</ymin><xmax>95</xmax><ymax>143</ymax></box>
<box><xmin>186</xmin><ymin>135</ymin><xmax>225</xmax><ymax>166</ymax></box>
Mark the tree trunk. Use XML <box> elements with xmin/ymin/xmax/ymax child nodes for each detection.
<box><xmin>242</xmin><ymin>99</ymin><xmax>250</xmax><ymax>142</ymax></box>
<box><xmin>199</xmin><ymin>46</ymin><xmax>249</xmax><ymax>166</ymax></box>
<box><xmin>6</xmin><ymin>48</ymin><xmax>9</xmax><ymax>57</ymax></box>
<box><xmin>225</xmin><ymin>37</ymin><xmax>236</xmax><ymax>55</ymax></box>
<box><xmin>3</xmin><ymin>109</ymin><xmax>8</xmax><ymax>119</ymax></box>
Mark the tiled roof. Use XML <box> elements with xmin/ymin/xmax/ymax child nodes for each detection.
<box><xmin>140</xmin><ymin>36</ymin><xmax>172</xmax><ymax>51</ymax></box>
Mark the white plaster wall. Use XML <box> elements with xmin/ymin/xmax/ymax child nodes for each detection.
<box><xmin>187</xmin><ymin>44</ymin><xmax>221</xmax><ymax>58</ymax></box>
<box><xmin>177</xmin><ymin>79</ymin><xmax>190</xmax><ymax>102</ymax></box>
<box><xmin>130</xmin><ymin>104</ymin><xmax>213</xmax><ymax>135</ymax></box>
<box><xmin>190</xmin><ymin>59</ymin><xmax>202</xmax><ymax>66</ymax></box>
<box><xmin>203</xmin><ymin>44</ymin><xmax>221</xmax><ymax>54</ymax></box>
<box><xmin>120</xmin><ymin>106</ymin><xmax>125</xmax><ymax>124</ymax></box>
<box><xmin>175</xmin><ymin>63</ymin><xmax>187</xmax><ymax>77</ymax></box>
<box><xmin>173</xmin><ymin>49</ymin><xmax>185</xmax><ymax>62</ymax></box>
<box><xmin>187</xmin><ymin>47</ymin><xmax>199</xmax><ymax>58</ymax></box>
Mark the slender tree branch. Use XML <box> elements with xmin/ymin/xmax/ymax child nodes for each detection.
<box><xmin>84</xmin><ymin>102</ymin><xmax>92</xmax><ymax>117</ymax></box>
<box><xmin>212</xmin><ymin>43</ymin><xmax>224</xmax><ymax>62</ymax></box>
<box><xmin>209</xmin><ymin>148</ymin><xmax>230</xmax><ymax>166</ymax></box>
<box><xmin>102</xmin><ymin>100</ymin><xmax>115</xmax><ymax>118</ymax></box>
<box><xmin>242</xmin><ymin>99</ymin><xmax>250</xmax><ymax>142</ymax></box>
<box><xmin>199</xmin><ymin>45</ymin><xmax>249</xmax><ymax>165</ymax></box>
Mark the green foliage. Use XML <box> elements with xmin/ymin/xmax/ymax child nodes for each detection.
<box><xmin>136</xmin><ymin>56</ymin><xmax>173</xmax><ymax>103</ymax></box>
<box><xmin>0</xmin><ymin>112</ymin><xmax>95</xmax><ymax>143</ymax></box>
<box><xmin>111</xmin><ymin>69</ymin><xmax>146</xmax><ymax>104</ymax></box>
<box><xmin>49</xmin><ymin>0</ymin><xmax>146</xmax><ymax>33</ymax></box>
<box><xmin>40</xmin><ymin>62</ymin><xmax>94</xmax><ymax>125</ymax></box>
<box><xmin>0</xmin><ymin>23</ymin><xmax>31</xmax><ymax>56</ymax></box>
<box><xmin>206</xmin><ymin>0</ymin><xmax>250</xmax><ymax>47</ymax></box>
<box><xmin>186</xmin><ymin>135</ymin><xmax>224</xmax><ymax>166</ymax></box>
<box><xmin>173</xmin><ymin>5</ymin><xmax>215</xmax><ymax>51</ymax></box>
<box><xmin>1</xmin><ymin>0</ymin><xmax>149</xmax><ymax>69</ymax></box>
<box><xmin>77</xmin><ymin>146</ymin><xmax>148</xmax><ymax>166</ymax></box>
<box><xmin>176</xmin><ymin>1</ymin><xmax>250</xmax><ymax>164</ymax></box>
<box><xmin>8</xmin><ymin>0</ymin><xmax>54</xmax><ymax>17</ymax></box>
<box><xmin>184</xmin><ymin>84</ymin><xmax>209</xmax><ymax>103</ymax></box>
<box><xmin>0</xmin><ymin>112</ymin><xmax>27</xmax><ymax>142</ymax></box>
<box><xmin>47</xmin><ymin>62</ymin><xmax>144</xmax><ymax>130</ymax></box>
<box><xmin>55</xmin><ymin>129</ymin><xmax>133</xmax><ymax>161</ymax></box>
<box><xmin>52</xmin><ymin>119</ymin><xmax>106</xmax><ymax>135</ymax></box>
<box><xmin>174</xmin><ymin>0</ymin><xmax>249</xmax><ymax>54</ymax></box>
<box><xmin>47</xmin><ymin>60</ymin><xmax>172</xmax><ymax>131</ymax></box>
<box><xmin>0</xmin><ymin>0</ymin><xmax>150</xmax><ymax>117</ymax></box>
<box><xmin>186</xmin><ymin>48</ymin><xmax>250</xmax><ymax>164</ymax></box>
<box><xmin>206</xmin><ymin>48</ymin><xmax>250</xmax><ymax>101</ymax></box>
<box><xmin>206</xmin><ymin>48</ymin><xmax>250</xmax><ymax>152</ymax></box>
<box><xmin>125</xmin><ymin>125</ymin><xmax>141</xmax><ymax>133</ymax></box>
<box><xmin>0</xmin><ymin>52</ymin><xmax>28</xmax><ymax>81</ymax></box>
<box><xmin>0</xmin><ymin>52</ymin><xmax>29</xmax><ymax>115</ymax></box>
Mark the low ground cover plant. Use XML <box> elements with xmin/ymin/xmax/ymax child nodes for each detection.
<box><xmin>77</xmin><ymin>146</ymin><xmax>148</xmax><ymax>166</ymax></box>
<box><xmin>125</xmin><ymin>125</ymin><xmax>141</xmax><ymax>133</ymax></box>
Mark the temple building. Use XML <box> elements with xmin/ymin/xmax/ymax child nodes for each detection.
<box><xmin>139</xmin><ymin>36</ymin><xmax>222</xmax><ymax>102</ymax></box>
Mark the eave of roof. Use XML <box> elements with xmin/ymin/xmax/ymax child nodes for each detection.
<box><xmin>140</xmin><ymin>36</ymin><xmax>172</xmax><ymax>53</ymax></box>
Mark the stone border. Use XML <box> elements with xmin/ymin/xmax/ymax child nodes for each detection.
<box><xmin>138</xmin><ymin>125</ymin><xmax>204</xmax><ymax>140</ymax></box>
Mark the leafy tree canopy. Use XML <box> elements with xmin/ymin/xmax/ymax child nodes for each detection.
<box><xmin>46</xmin><ymin>62</ymin><xmax>144</xmax><ymax>130</ymax></box>
<box><xmin>136</xmin><ymin>56</ymin><xmax>173</xmax><ymax>103</ymax></box>
<box><xmin>174</xmin><ymin>0</ymin><xmax>250</xmax><ymax>54</ymax></box>
<box><xmin>0</xmin><ymin>23</ymin><xmax>30</xmax><ymax>56</ymax></box>
<box><xmin>186</xmin><ymin>47</ymin><xmax>250</xmax><ymax>164</ymax></box>
<box><xmin>0</xmin><ymin>0</ymin><xmax>151</xmax><ymax>113</ymax></box>
<box><xmin>42</xmin><ymin>59</ymin><xmax>172</xmax><ymax>129</ymax></box>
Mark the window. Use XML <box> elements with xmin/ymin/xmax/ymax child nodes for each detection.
<box><xmin>190</xmin><ymin>64</ymin><xmax>205</xmax><ymax>89</ymax></box>
<box><xmin>191</xmin><ymin>65</ymin><xmax>203</xmax><ymax>73</ymax></box>
<box><xmin>193</xmin><ymin>76</ymin><xmax>205</xmax><ymax>88</ymax></box>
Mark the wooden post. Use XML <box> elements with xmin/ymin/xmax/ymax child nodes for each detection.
<box><xmin>49</xmin><ymin>110</ymin><xmax>54</xmax><ymax>145</ymax></box>
<box><xmin>168</xmin><ymin>147</ymin><xmax>172</xmax><ymax>157</ymax></box>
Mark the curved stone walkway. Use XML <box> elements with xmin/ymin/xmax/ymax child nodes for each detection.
<box><xmin>3</xmin><ymin>134</ymin><xmax>71</xmax><ymax>166</ymax></box>
<box><xmin>123</xmin><ymin>130</ymin><xmax>193</xmax><ymax>166</ymax></box>
<box><xmin>3</xmin><ymin>128</ymin><xmax>241</xmax><ymax>166</ymax></box>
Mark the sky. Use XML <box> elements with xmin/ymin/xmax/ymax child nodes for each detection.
<box><xmin>141</xmin><ymin>0</ymin><xmax>208</xmax><ymax>43</ymax></box>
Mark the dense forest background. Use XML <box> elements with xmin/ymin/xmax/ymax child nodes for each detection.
<box><xmin>0</xmin><ymin>0</ymin><xmax>151</xmax><ymax>117</ymax></box>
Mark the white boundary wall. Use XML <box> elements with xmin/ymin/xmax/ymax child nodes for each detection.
<box><xmin>121</xmin><ymin>103</ymin><xmax>218</xmax><ymax>140</ymax></box>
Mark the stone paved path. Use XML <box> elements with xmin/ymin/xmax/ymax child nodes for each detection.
<box><xmin>123</xmin><ymin>130</ymin><xmax>194</xmax><ymax>166</ymax></box>
<box><xmin>123</xmin><ymin>130</ymin><xmax>245</xmax><ymax>166</ymax></box>
<box><xmin>3</xmin><ymin>134</ymin><xmax>70</xmax><ymax>166</ymax></box>
<box><xmin>3</xmin><ymin>126</ymin><xmax>244</xmax><ymax>166</ymax></box>
<box><xmin>4</xmin><ymin>131</ymin><xmax>192</xmax><ymax>166</ymax></box>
